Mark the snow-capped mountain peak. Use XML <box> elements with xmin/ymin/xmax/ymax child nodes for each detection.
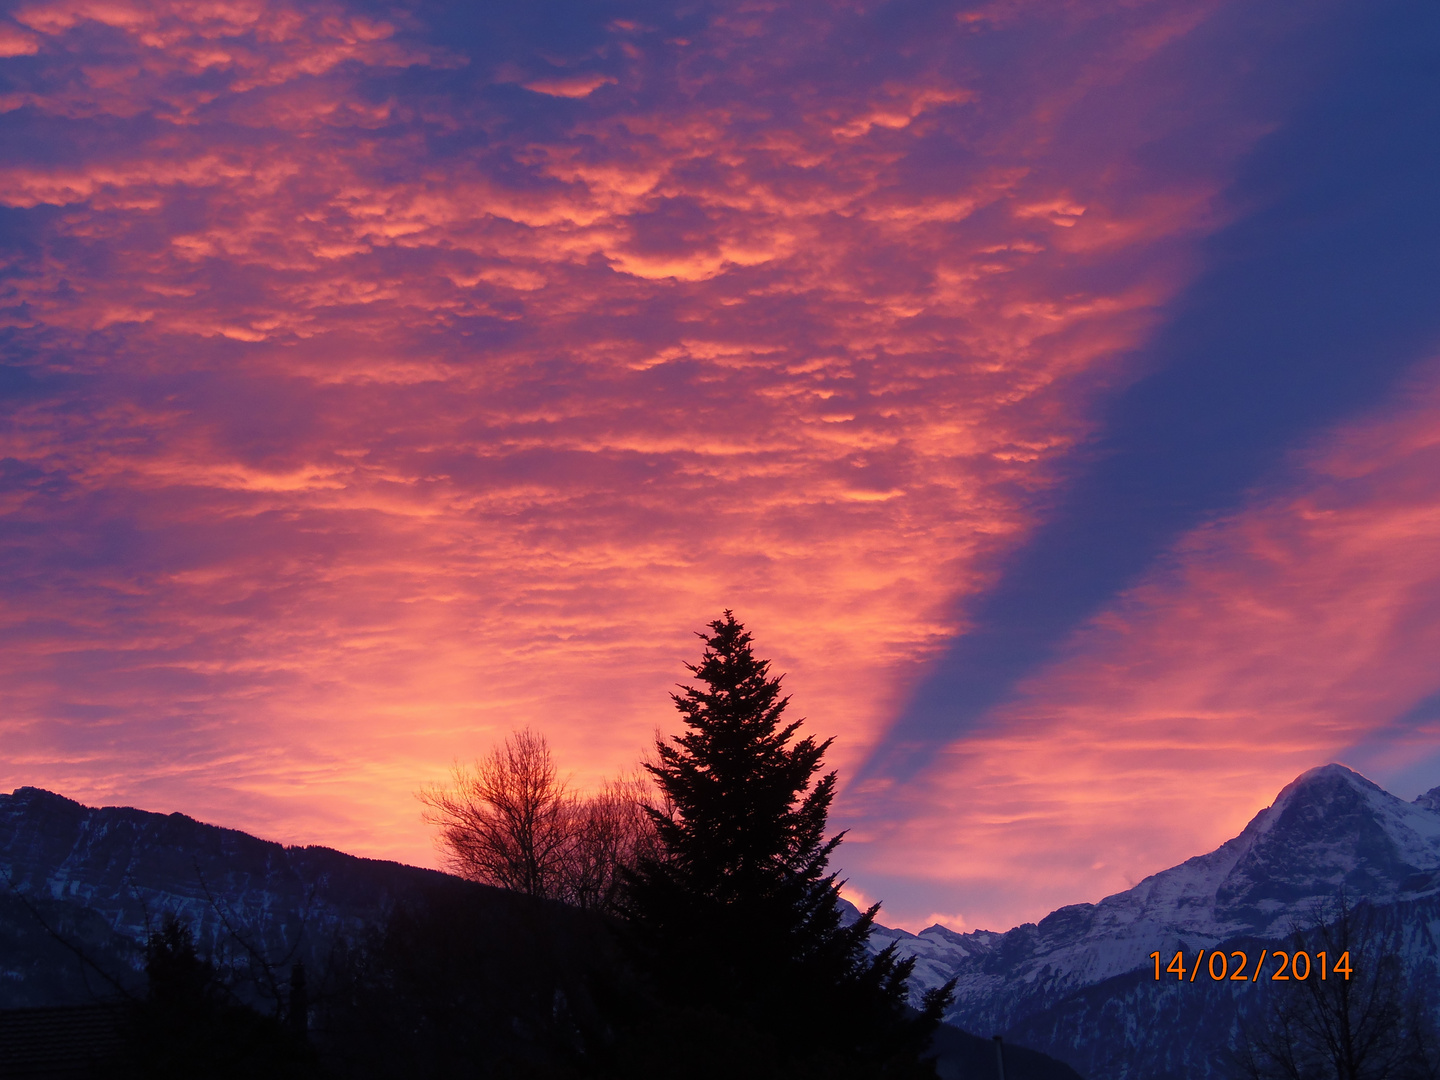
<box><xmin>869</xmin><ymin>764</ymin><xmax>1440</xmax><ymax>1036</ymax></box>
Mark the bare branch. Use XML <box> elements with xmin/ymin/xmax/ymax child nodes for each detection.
<box><xmin>419</xmin><ymin>730</ymin><xmax>659</xmax><ymax>912</ymax></box>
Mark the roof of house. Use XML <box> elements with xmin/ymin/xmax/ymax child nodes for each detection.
<box><xmin>0</xmin><ymin>1002</ymin><xmax>130</xmax><ymax>1079</ymax></box>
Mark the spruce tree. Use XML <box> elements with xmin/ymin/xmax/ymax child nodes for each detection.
<box><xmin>622</xmin><ymin>612</ymin><xmax>952</xmax><ymax>1078</ymax></box>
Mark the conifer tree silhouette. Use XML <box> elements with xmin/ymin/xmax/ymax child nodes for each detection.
<box><xmin>622</xmin><ymin>611</ymin><xmax>952</xmax><ymax>1079</ymax></box>
<box><xmin>127</xmin><ymin>915</ymin><xmax>320</xmax><ymax>1078</ymax></box>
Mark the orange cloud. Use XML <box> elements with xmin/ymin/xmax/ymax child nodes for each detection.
<box><xmin>0</xmin><ymin>0</ymin><xmax>1310</xmax><ymax>913</ymax></box>
<box><xmin>857</xmin><ymin>360</ymin><xmax>1440</xmax><ymax>929</ymax></box>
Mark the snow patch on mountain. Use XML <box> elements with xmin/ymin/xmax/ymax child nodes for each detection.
<box><xmin>859</xmin><ymin>764</ymin><xmax>1440</xmax><ymax>1031</ymax></box>
<box><xmin>0</xmin><ymin>785</ymin><xmax>452</xmax><ymax>1006</ymax></box>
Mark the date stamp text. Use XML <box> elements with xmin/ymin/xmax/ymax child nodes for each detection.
<box><xmin>1149</xmin><ymin>949</ymin><xmax>1353</xmax><ymax>982</ymax></box>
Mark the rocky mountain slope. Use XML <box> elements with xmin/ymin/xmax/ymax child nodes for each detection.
<box><xmin>0</xmin><ymin>786</ymin><xmax>451</xmax><ymax>1008</ymax></box>
<box><xmin>866</xmin><ymin>764</ymin><xmax>1440</xmax><ymax>1077</ymax></box>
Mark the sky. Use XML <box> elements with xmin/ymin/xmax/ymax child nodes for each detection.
<box><xmin>1</xmin><ymin>0</ymin><xmax>1438</xmax><ymax>933</ymax></box>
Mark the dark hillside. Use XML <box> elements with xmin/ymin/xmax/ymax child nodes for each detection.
<box><xmin>931</xmin><ymin>1025</ymin><xmax>1085</xmax><ymax>1080</ymax></box>
<box><xmin>0</xmin><ymin>786</ymin><xmax>489</xmax><ymax>1008</ymax></box>
<box><xmin>1</xmin><ymin>787</ymin><xmax>1087</xmax><ymax>1078</ymax></box>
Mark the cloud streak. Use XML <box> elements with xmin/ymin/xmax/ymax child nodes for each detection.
<box><xmin>851</xmin><ymin>358</ymin><xmax>1440</xmax><ymax>928</ymax></box>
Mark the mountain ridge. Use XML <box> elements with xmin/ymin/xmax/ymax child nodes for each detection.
<box><xmin>0</xmin><ymin>784</ymin><xmax>458</xmax><ymax>1009</ymax></box>
<box><xmin>0</xmin><ymin>784</ymin><xmax>1084</xmax><ymax>1079</ymax></box>
<box><xmin>859</xmin><ymin>763</ymin><xmax>1440</xmax><ymax>1076</ymax></box>
<box><xmin>7</xmin><ymin>763</ymin><xmax>1440</xmax><ymax>1078</ymax></box>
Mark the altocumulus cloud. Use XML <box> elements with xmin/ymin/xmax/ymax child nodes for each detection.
<box><xmin>2</xmin><ymin>0</ymin><xmax>1436</xmax><ymax>929</ymax></box>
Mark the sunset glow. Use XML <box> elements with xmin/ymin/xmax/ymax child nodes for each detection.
<box><xmin>3</xmin><ymin>0</ymin><xmax>1438</xmax><ymax>931</ymax></box>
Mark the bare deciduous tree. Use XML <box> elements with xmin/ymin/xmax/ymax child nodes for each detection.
<box><xmin>1233</xmin><ymin>896</ymin><xmax>1440</xmax><ymax>1080</ymax></box>
<box><xmin>420</xmin><ymin>729</ymin><xmax>574</xmax><ymax>900</ymax></box>
<box><xmin>559</xmin><ymin>771</ymin><xmax>661</xmax><ymax>913</ymax></box>
<box><xmin>420</xmin><ymin>730</ymin><xmax>658</xmax><ymax>913</ymax></box>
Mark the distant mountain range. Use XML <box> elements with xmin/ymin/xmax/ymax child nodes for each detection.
<box><xmin>0</xmin><ymin>786</ymin><xmax>1079</xmax><ymax>1079</ymax></box>
<box><xmin>864</xmin><ymin>764</ymin><xmax>1440</xmax><ymax>1078</ymax></box>
<box><xmin>0</xmin><ymin>786</ymin><xmax>448</xmax><ymax>1010</ymax></box>
<box><xmin>4</xmin><ymin>764</ymin><xmax>1437</xmax><ymax>1078</ymax></box>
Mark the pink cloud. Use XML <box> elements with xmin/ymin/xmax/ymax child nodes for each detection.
<box><xmin>0</xmin><ymin>0</ymin><xmax>1318</xmax><ymax>908</ymax></box>
<box><xmin>856</xmin><ymin>360</ymin><xmax>1440</xmax><ymax>930</ymax></box>
<box><xmin>0</xmin><ymin>21</ymin><xmax>41</xmax><ymax>54</ymax></box>
<box><xmin>522</xmin><ymin>73</ymin><xmax>616</xmax><ymax>99</ymax></box>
